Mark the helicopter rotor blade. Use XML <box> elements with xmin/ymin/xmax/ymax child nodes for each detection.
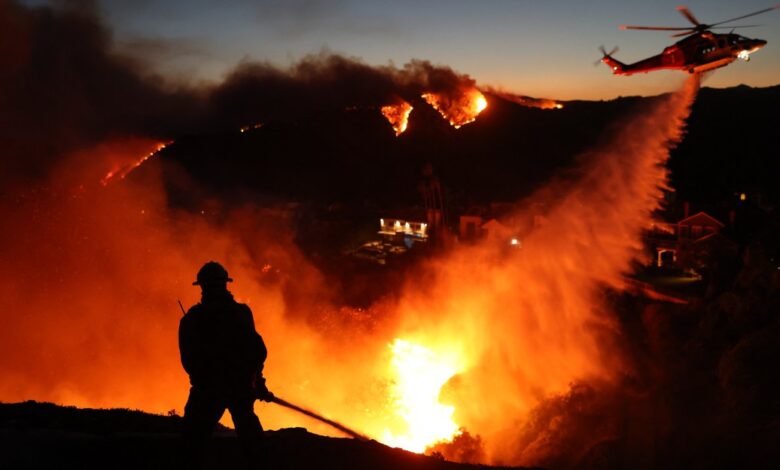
<box><xmin>621</xmin><ymin>5</ymin><xmax>777</xmax><ymax>37</ymax></box>
<box><xmin>670</xmin><ymin>23</ymin><xmax>762</xmax><ymax>37</ymax></box>
<box><xmin>598</xmin><ymin>45</ymin><xmax>619</xmax><ymax>56</ymax></box>
<box><xmin>709</xmin><ymin>5</ymin><xmax>780</xmax><ymax>27</ymax></box>
<box><xmin>676</xmin><ymin>6</ymin><xmax>703</xmax><ymax>26</ymax></box>
<box><xmin>620</xmin><ymin>25</ymin><xmax>694</xmax><ymax>31</ymax></box>
<box><xmin>709</xmin><ymin>24</ymin><xmax>761</xmax><ymax>29</ymax></box>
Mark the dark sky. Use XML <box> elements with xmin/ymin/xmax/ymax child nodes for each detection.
<box><xmin>24</xmin><ymin>0</ymin><xmax>780</xmax><ymax>100</ymax></box>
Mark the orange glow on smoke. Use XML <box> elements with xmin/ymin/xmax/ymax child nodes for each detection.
<box><xmin>0</xmin><ymin>76</ymin><xmax>700</xmax><ymax>467</ymax></box>
<box><xmin>381</xmin><ymin>102</ymin><xmax>413</xmax><ymax>136</ymax></box>
<box><xmin>422</xmin><ymin>88</ymin><xmax>487</xmax><ymax>128</ymax></box>
<box><xmin>382</xmin><ymin>338</ymin><xmax>464</xmax><ymax>452</ymax></box>
<box><xmin>100</xmin><ymin>140</ymin><xmax>171</xmax><ymax>186</ymax></box>
<box><xmin>524</xmin><ymin>98</ymin><xmax>563</xmax><ymax>110</ymax></box>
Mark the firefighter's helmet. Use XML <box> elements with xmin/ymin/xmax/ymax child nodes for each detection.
<box><xmin>192</xmin><ymin>261</ymin><xmax>233</xmax><ymax>286</ymax></box>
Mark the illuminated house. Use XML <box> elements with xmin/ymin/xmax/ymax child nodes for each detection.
<box><xmin>378</xmin><ymin>218</ymin><xmax>429</xmax><ymax>246</ymax></box>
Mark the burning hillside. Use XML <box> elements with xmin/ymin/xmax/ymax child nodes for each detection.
<box><xmin>484</xmin><ymin>89</ymin><xmax>564</xmax><ymax>110</ymax></box>
<box><xmin>101</xmin><ymin>140</ymin><xmax>171</xmax><ymax>186</ymax></box>
<box><xmin>422</xmin><ymin>88</ymin><xmax>488</xmax><ymax>128</ymax></box>
<box><xmin>381</xmin><ymin>101</ymin><xmax>413</xmax><ymax>136</ymax></box>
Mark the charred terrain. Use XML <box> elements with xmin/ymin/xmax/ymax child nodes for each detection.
<box><xmin>151</xmin><ymin>84</ymin><xmax>780</xmax><ymax>209</ymax></box>
<box><xmin>2</xmin><ymin>2</ymin><xmax>780</xmax><ymax>469</ymax></box>
<box><xmin>0</xmin><ymin>401</ymin><xmax>536</xmax><ymax>469</ymax></box>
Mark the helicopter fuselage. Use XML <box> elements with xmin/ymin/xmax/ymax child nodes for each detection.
<box><xmin>602</xmin><ymin>32</ymin><xmax>767</xmax><ymax>75</ymax></box>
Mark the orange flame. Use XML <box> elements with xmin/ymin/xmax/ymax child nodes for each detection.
<box><xmin>381</xmin><ymin>102</ymin><xmax>413</xmax><ymax>136</ymax></box>
<box><xmin>516</xmin><ymin>98</ymin><xmax>563</xmax><ymax>110</ymax></box>
<box><xmin>100</xmin><ymin>141</ymin><xmax>171</xmax><ymax>186</ymax></box>
<box><xmin>240</xmin><ymin>123</ymin><xmax>264</xmax><ymax>133</ymax></box>
<box><xmin>422</xmin><ymin>88</ymin><xmax>487</xmax><ymax>128</ymax></box>
<box><xmin>389</xmin><ymin>76</ymin><xmax>700</xmax><ymax>464</ymax></box>
<box><xmin>381</xmin><ymin>338</ymin><xmax>465</xmax><ymax>452</ymax></box>
<box><xmin>488</xmin><ymin>90</ymin><xmax>564</xmax><ymax>110</ymax></box>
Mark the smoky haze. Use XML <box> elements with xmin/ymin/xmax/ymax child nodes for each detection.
<box><xmin>2</xmin><ymin>2</ymin><xmax>778</xmax><ymax>469</ymax></box>
<box><xmin>0</xmin><ymin>0</ymin><xmax>486</xmax><ymax>442</ymax></box>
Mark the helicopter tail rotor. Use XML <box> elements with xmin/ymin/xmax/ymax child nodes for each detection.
<box><xmin>594</xmin><ymin>45</ymin><xmax>619</xmax><ymax>66</ymax></box>
<box><xmin>596</xmin><ymin>46</ymin><xmax>626</xmax><ymax>74</ymax></box>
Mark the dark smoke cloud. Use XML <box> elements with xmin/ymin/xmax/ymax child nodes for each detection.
<box><xmin>207</xmin><ymin>54</ymin><xmax>477</xmax><ymax>129</ymax></box>
<box><xmin>0</xmin><ymin>0</ymin><xmax>480</xmax><ymax>187</ymax></box>
<box><xmin>0</xmin><ymin>0</ymin><xmax>202</xmax><ymax>186</ymax></box>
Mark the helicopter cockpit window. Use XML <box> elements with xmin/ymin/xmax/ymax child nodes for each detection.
<box><xmin>718</xmin><ymin>39</ymin><xmax>726</xmax><ymax>48</ymax></box>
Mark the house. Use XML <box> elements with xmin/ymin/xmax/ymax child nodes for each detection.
<box><xmin>481</xmin><ymin>218</ymin><xmax>513</xmax><ymax>241</ymax></box>
<box><xmin>459</xmin><ymin>215</ymin><xmax>483</xmax><ymax>240</ymax></box>
<box><xmin>678</xmin><ymin>212</ymin><xmax>725</xmax><ymax>241</ymax></box>
<box><xmin>378</xmin><ymin>217</ymin><xmax>428</xmax><ymax>247</ymax></box>
<box><xmin>648</xmin><ymin>210</ymin><xmax>734</xmax><ymax>269</ymax></box>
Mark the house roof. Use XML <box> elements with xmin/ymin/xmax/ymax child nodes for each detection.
<box><xmin>678</xmin><ymin>211</ymin><xmax>724</xmax><ymax>228</ymax></box>
<box><xmin>481</xmin><ymin>218</ymin><xmax>510</xmax><ymax>231</ymax></box>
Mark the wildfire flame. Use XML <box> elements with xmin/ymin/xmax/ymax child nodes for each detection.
<box><xmin>240</xmin><ymin>123</ymin><xmax>264</xmax><ymax>133</ymax></box>
<box><xmin>520</xmin><ymin>98</ymin><xmax>563</xmax><ymax>110</ymax></box>
<box><xmin>100</xmin><ymin>141</ymin><xmax>171</xmax><ymax>186</ymax></box>
<box><xmin>422</xmin><ymin>88</ymin><xmax>487</xmax><ymax>128</ymax></box>
<box><xmin>382</xmin><ymin>339</ymin><xmax>464</xmax><ymax>452</ymax></box>
<box><xmin>487</xmin><ymin>90</ymin><xmax>564</xmax><ymax>110</ymax></box>
<box><xmin>381</xmin><ymin>102</ymin><xmax>413</xmax><ymax>136</ymax></box>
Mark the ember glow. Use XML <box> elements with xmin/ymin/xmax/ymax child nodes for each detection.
<box><xmin>381</xmin><ymin>102</ymin><xmax>413</xmax><ymax>136</ymax></box>
<box><xmin>100</xmin><ymin>140</ymin><xmax>171</xmax><ymax>186</ymax></box>
<box><xmin>486</xmin><ymin>90</ymin><xmax>564</xmax><ymax>110</ymax></box>
<box><xmin>520</xmin><ymin>98</ymin><xmax>563</xmax><ymax>110</ymax></box>
<box><xmin>382</xmin><ymin>339</ymin><xmax>464</xmax><ymax>452</ymax></box>
<box><xmin>422</xmin><ymin>88</ymin><xmax>487</xmax><ymax>128</ymax></box>
<box><xmin>240</xmin><ymin>123</ymin><xmax>264</xmax><ymax>133</ymax></box>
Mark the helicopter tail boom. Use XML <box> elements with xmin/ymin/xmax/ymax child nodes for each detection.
<box><xmin>600</xmin><ymin>51</ymin><xmax>626</xmax><ymax>74</ymax></box>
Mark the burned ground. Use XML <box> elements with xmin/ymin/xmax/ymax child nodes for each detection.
<box><xmin>0</xmin><ymin>401</ymin><xmax>536</xmax><ymax>470</ymax></box>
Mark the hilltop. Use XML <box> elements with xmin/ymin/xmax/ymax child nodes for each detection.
<box><xmin>140</xmin><ymin>84</ymin><xmax>780</xmax><ymax>211</ymax></box>
<box><xmin>0</xmin><ymin>401</ymin><xmax>536</xmax><ymax>470</ymax></box>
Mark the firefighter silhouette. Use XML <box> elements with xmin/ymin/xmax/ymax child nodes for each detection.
<box><xmin>179</xmin><ymin>261</ymin><xmax>273</xmax><ymax>465</ymax></box>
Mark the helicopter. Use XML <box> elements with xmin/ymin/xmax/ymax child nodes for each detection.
<box><xmin>600</xmin><ymin>5</ymin><xmax>779</xmax><ymax>75</ymax></box>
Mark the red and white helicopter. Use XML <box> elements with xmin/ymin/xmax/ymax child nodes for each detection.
<box><xmin>600</xmin><ymin>5</ymin><xmax>779</xmax><ymax>75</ymax></box>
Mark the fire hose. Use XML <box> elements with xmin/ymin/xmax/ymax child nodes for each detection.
<box><xmin>267</xmin><ymin>395</ymin><xmax>369</xmax><ymax>441</ymax></box>
<box><xmin>270</xmin><ymin>396</ymin><xmax>369</xmax><ymax>441</ymax></box>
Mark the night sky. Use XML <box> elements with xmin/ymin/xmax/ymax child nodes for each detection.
<box><xmin>23</xmin><ymin>0</ymin><xmax>780</xmax><ymax>100</ymax></box>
